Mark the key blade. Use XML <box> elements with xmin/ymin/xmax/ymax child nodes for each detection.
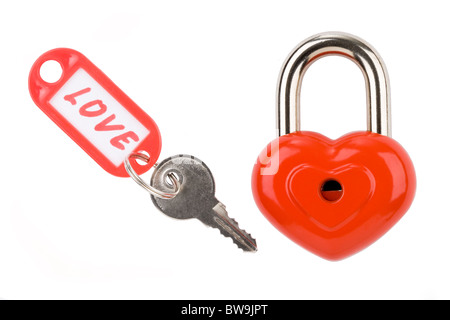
<box><xmin>211</xmin><ymin>202</ymin><xmax>257</xmax><ymax>252</ymax></box>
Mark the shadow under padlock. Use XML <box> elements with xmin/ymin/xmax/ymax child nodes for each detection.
<box><xmin>252</xmin><ymin>32</ymin><xmax>416</xmax><ymax>261</ymax></box>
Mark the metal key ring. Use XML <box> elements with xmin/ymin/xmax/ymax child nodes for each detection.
<box><xmin>124</xmin><ymin>153</ymin><xmax>180</xmax><ymax>199</ymax></box>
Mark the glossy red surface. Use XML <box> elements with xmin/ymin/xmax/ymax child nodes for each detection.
<box><xmin>252</xmin><ymin>131</ymin><xmax>416</xmax><ymax>261</ymax></box>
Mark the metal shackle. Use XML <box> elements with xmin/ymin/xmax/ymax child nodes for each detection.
<box><xmin>276</xmin><ymin>32</ymin><xmax>391</xmax><ymax>137</ymax></box>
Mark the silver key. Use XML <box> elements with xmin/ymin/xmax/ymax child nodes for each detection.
<box><xmin>150</xmin><ymin>154</ymin><xmax>257</xmax><ymax>252</ymax></box>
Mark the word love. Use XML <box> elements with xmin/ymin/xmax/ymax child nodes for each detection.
<box><xmin>64</xmin><ymin>87</ymin><xmax>138</xmax><ymax>151</ymax></box>
<box><xmin>49</xmin><ymin>68</ymin><xmax>150</xmax><ymax>167</ymax></box>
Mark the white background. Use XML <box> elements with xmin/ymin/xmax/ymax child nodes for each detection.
<box><xmin>0</xmin><ymin>0</ymin><xmax>448</xmax><ymax>300</ymax></box>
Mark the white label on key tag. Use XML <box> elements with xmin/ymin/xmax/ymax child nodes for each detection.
<box><xmin>49</xmin><ymin>68</ymin><xmax>150</xmax><ymax>167</ymax></box>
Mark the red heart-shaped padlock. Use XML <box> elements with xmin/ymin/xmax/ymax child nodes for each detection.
<box><xmin>252</xmin><ymin>131</ymin><xmax>416</xmax><ymax>261</ymax></box>
<box><xmin>252</xmin><ymin>32</ymin><xmax>416</xmax><ymax>260</ymax></box>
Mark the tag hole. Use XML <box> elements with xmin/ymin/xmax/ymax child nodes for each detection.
<box><xmin>320</xmin><ymin>179</ymin><xmax>343</xmax><ymax>202</ymax></box>
<box><xmin>135</xmin><ymin>150</ymin><xmax>150</xmax><ymax>166</ymax></box>
<box><xmin>40</xmin><ymin>60</ymin><xmax>63</xmax><ymax>83</ymax></box>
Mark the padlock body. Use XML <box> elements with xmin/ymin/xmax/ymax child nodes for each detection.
<box><xmin>252</xmin><ymin>131</ymin><xmax>416</xmax><ymax>261</ymax></box>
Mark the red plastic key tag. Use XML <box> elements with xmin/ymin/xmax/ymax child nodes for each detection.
<box><xmin>28</xmin><ymin>48</ymin><xmax>161</xmax><ymax>177</ymax></box>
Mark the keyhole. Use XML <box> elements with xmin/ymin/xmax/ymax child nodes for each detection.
<box><xmin>320</xmin><ymin>179</ymin><xmax>343</xmax><ymax>202</ymax></box>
